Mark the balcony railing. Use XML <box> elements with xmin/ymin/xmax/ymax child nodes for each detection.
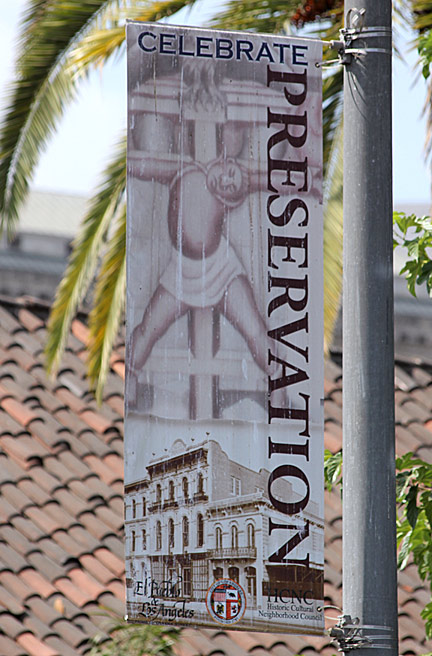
<box><xmin>208</xmin><ymin>547</ymin><xmax>257</xmax><ymax>559</ymax></box>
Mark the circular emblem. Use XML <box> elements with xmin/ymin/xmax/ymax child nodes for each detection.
<box><xmin>206</xmin><ymin>579</ymin><xmax>246</xmax><ymax>625</ymax></box>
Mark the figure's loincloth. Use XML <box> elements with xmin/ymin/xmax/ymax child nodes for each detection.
<box><xmin>160</xmin><ymin>237</ymin><xmax>244</xmax><ymax>307</ymax></box>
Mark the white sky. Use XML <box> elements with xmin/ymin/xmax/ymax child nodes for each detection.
<box><xmin>0</xmin><ymin>1</ymin><xmax>430</xmax><ymax>208</ymax></box>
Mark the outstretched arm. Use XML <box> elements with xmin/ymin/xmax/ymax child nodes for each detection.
<box><xmin>128</xmin><ymin>151</ymin><xmax>193</xmax><ymax>184</ymax></box>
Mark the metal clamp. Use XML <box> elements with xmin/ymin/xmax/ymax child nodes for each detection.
<box><xmin>318</xmin><ymin>8</ymin><xmax>392</xmax><ymax>68</ymax></box>
<box><xmin>328</xmin><ymin>614</ymin><xmax>393</xmax><ymax>652</ymax></box>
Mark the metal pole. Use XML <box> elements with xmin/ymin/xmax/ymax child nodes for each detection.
<box><xmin>342</xmin><ymin>1</ymin><xmax>398</xmax><ymax>655</ymax></box>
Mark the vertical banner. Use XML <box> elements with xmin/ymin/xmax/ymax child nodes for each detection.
<box><xmin>125</xmin><ymin>22</ymin><xmax>324</xmax><ymax>634</ymax></box>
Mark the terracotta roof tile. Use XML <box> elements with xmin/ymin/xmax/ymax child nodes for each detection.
<box><xmin>54</xmin><ymin>386</ymin><xmax>87</xmax><ymax>414</ymax></box>
<box><xmin>26</xmin><ymin>552</ymin><xmax>65</xmax><ymax>582</ymax></box>
<box><xmin>96</xmin><ymin>591</ymin><xmax>125</xmax><ymax>616</ymax></box>
<box><xmin>51</xmin><ymin>529</ymin><xmax>90</xmax><ymax>559</ymax></box>
<box><xmin>22</xmin><ymin>613</ymin><xmax>56</xmax><ymax>642</ymax></box>
<box><xmin>43</xmin><ymin>635</ymin><xmax>83</xmax><ymax>656</ymax></box>
<box><xmin>0</xmin><ymin>569</ymin><xmax>33</xmax><ymax>604</ymax></box>
<box><xmin>16</xmin><ymin>632</ymin><xmax>58</xmax><ymax>656</ymax></box>
<box><xmin>0</xmin><ymin>583</ymin><xmax>26</xmax><ymax>615</ymax></box>
<box><xmin>79</xmin><ymin>408</ymin><xmax>114</xmax><ymax>434</ymax></box>
<box><xmin>53</xmin><ymin>577</ymin><xmax>93</xmax><ymax>608</ymax></box>
<box><xmin>93</xmin><ymin>547</ymin><xmax>125</xmax><ymax>577</ymax></box>
<box><xmin>68</xmin><ymin>567</ymin><xmax>106</xmax><ymax>599</ymax></box>
<box><xmin>0</xmin><ymin>396</ymin><xmax>39</xmax><ymax>427</ymax></box>
<box><xmin>18</xmin><ymin>479</ymin><xmax>52</xmax><ymax>506</ymax></box>
<box><xmin>77</xmin><ymin>429</ymin><xmax>111</xmax><ymax>458</ymax></box>
<box><xmin>82</xmin><ymin>454</ymin><xmax>121</xmax><ymax>485</ymax></box>
<box><xmin>50</xmin><ymin>618</ymin><xmax>89</xmax><ymax>648</ymax></box>
<box><xmin>19</xmin><ymin>568</ymin><xmax>58</xmax><ymax>598</ymax></box>
<box><xmin>79</xmin><ymin>554</ymin><xmax>117</xmax><ymax>585</ymax></box>
<box><xmin>25</xmin><ymin>595</ymin><xmax>62</xmax><ymax>626</ymax></box>
<box><xmin>0</xmin><ymin>633</ymin><xmax>27</xmax><ymax>656</ymax></box>
<box><xmin>17</xmin><ymin>308</ymin><xmax>45</xmax><ymax>332</ymax></box>
<box><xmin>6</xmin><ymin>344</ymin><xmax>37</xmax><ymax>371</ymax></box>
<box><xmin>0</xmin><ymin>299</ymin><xmax>432</xmax><ymax>656</ymax></box>
<box><xmin>0</xmin><ymin>542</ymin><xmax>29</xmax><ymax>571</ymax></box>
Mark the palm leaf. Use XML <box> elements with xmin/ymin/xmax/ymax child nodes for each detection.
<box><xmin>211</xmin><ymin>0</ymin><xmax>302</xmax><ymax>33</ymax></box>
<box><xmin>88</xmin><ymin>205</ymin><xmax>126</xmax><ymax>403</ymax></box>
<box><xmin>323</xmin><ymin>123</ymin><xmax>344</xmax><ymax>352</ymax></box>
<box><xmin>45</xmin><ymin>135</ymin><xmax>127</xmax><ymax>375</ymax></box>
<box><xmin>0</xmin><ymin>0</ymin><xmax>198</xmax><ymax>235</ymax></box>
<box><xmin>68</xmin><ymin>0</ymin><xmax>199</xmax><ymax>73</ymax></box>
<box><xmin>0</xmin><ymin>0</ymin><xmax>109</xmax><ymax>232</ymax></box>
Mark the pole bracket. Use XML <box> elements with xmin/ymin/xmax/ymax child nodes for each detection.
<box><xmin>328</xmin><ymin>614</ymin><xmax>393</xmax><ymax>652</ymax></box>
<box><xmin>318</xmin><ymin>8</ymin><xmax>392</xmax><ymax>68</ymax></box>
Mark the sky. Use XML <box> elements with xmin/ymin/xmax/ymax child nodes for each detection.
<box><xmin>0</xmin><ymin>1</ymin><xmax>430</xmax><ymax>209</ymax></box>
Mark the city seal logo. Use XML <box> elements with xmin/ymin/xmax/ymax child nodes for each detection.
<box><xmin>206</xmin><ymin>579</ymin><xmax>246</xmax><ymax>625</ymax></box>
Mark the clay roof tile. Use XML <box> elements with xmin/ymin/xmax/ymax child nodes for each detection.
<box><xmin>16</xmin><ymin>631</ymin><xmax>59</xmax><ymax>656</ymax></box>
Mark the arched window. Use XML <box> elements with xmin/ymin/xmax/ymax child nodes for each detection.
<box><xmin>169</xmin><ymin>480</ymin><xmax>175</xmax><ymax>501</ymax></box>
<box><xmin>231</xmin><ymin>525</ymin><xmax>238</xmax><ymax>550</ymax></box>
<box><xmin>132</xmin><ymin>499</ymin><xmax>136</xmax><ymax>518</ymax></box>
<box><xmin>182</xmin><ymin>477</ymin><xmax>189</xmax><ymax>500</ymax></box>
<box><xmin>142</xmin><ymin>529</ymin><xmax>147</xmax><ymax>550</ymax></box>
<box><xmin>247</xmin><ymin>523</ymin><xmax>255</xmax><ymax>548</ymax></box>
<box><xmin>182</xmin><ymin>516</ymin><xmax>189</xmax><ymax>548</ymax></box>
<box><xmin>213</xmin><ymin>566</ymin><xmax>223</xmax><ymax>580</ymax></box>
<box><xmin>168</xmin><ymin>518</ymin><xmax>175</xmax><ymax>548</ymax></box>
<box><xmin>156</xmin><ymin>484</ymin><xmax>162</xmax><ymax>503</ymax></box>
<box><xmin>215</xmin><ymin>527</ymin><xmax>222</xmax><ymax>550</ymax></box>
<box><xmin>228</xmin><ymin>566</ymin><xmax>239</xmax><ymax>583</ymax></box>
<box><xmin>156</xmin><ymin>521</ymin><xmax>162</xmax><ymax>550</ymax></box>
<box><xmin>197</xmin><ymin>513</ymin><xmax>204</xmax><ymax>547</ymax></box>
<box><xmin>131</xmin><ymin>530</ymin><xmax>136</xmax><ymax>552</ymax></box>
<box><xmin>246</xmin><ymin>566</ymin><xmax>257</xmax><ymax>598</ymax></box>
<box><xmin>197</xmin><ymin>472</ymin><xmax>204</xmax><ymax>494</ymax></box>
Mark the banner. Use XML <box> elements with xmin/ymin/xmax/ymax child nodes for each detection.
<box><xmin>125</xmin><ymin>21</ymin><xmax>324</xmax><ymax>634</ymax></box>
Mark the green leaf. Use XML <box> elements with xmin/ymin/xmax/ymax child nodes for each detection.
<box><xmin>88</xmin><ymin>205</ymin><xmax>126</xmax><ymax>403</ymax></box>
<box><xmin>45</xmin><ymin>135</ymin><xmax>126</xmax><ymax>375</ymax></box>
<box><xmin>397</xmin><ymin>531</ymin><xmax>413</xmax><ymax>570</ymax></box>
<box><xmin>406</xmin><ymin>485</ymin><xmax>419</xmax><ymax>529</ymax></box>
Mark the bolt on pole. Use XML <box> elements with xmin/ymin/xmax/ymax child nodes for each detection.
<box><xmin>342</xmin><ymin>1</ymin><xmax>398</xmax><ymax>655</ymax></box>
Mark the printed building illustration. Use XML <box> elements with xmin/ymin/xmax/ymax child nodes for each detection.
<box><xmin>124</xmin><ymin>439</ymin><xmax>323</xmax><ymax>626</ymax></box>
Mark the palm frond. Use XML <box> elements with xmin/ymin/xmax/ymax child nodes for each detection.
<box><xmin>0</xmin><ymin>0</ymin><xmax>111</xmax><ymax>232</ymax></box>
<box><xmin>45</xmin><ymin>135</ymin><xmax>127</xmax><ymax>375</ymax></box>
<box><xmin>323</xmin><ymin>123</ymin><xmax>343</xmax><ymax>352</ymax></box>
<box><xmin>0</xmin><ymin>0</ymin><xmax>198</xmax><ymax>235</ymax></box>
<box><xmin>88</xmin><ymin>205</ymin><xmax>126</xmax><ymax>403</ymax></box>
<box><xmin>68</xmin><ymin>0</ymin><xmax>198</xmax><ymax>72</ymax></box>
<box><xmin>211</xmin><ymin>0</ymin><xmax>301</xmax><ymax>33</ymax></box>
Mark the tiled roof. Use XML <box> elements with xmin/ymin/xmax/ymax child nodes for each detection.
<box><xmin>0</xmin><ymin>294</ymin><xmax>431</xmax><ymax>655</ymax></box>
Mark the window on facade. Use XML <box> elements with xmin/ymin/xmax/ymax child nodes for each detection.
<box><xmin>182</xmin><ymin>516</ymin><xmax>189</xmax><ymax>548</ymax></box>
<box><xmin>156</xmin><ymin>484</ymin><xmax>162</xmax><ymax>503</ymax></box>
<box><xmin>169</xmin><ymin>480</ymin><xmax>175</xmax><ymax>501</ymax></box>
<box><xmin>230</xmin><ymin>476</ymin><xmax>241</xmax><ymax>495</ymax></box>
<box><xmin>182</xmin><ymin>566</ymin><xmax>191</xmax><ymax>596</ymax></box>
<box><xmin>197</xmin><ymin>514</ymin><xmax>204</xmax><ymax>547</ymax></box>
<box><xmin>168</xmin><ymin>518</ymin><xmax>175</xmax><ymax>548</ymax></box>
<box><xmin>213</xmin><ymin>566</ymin><xmax>223</xmax><ymax>580</ymax></box>
<box><xmin>197</xmin><ymin>472</ymin><xmax>204</xmax><ymax>494</ymax></box>
<box><xmin>182</xmin><ymin>477</ymin><xmax>189</xmax><ymax>500</ymax></box>
<box><xmin>142</xmin><ymin>529</ymin><xmax>147</xmax><ymax>550</ymax></box>
<box><xmin>228</xmin><ymin>566</ymin><xmax>239</xmax><ymax>583</ymax></box>
<box><xmin>247</xmin><ymin>523</ymin><xmax>255</xmax><ymax>548</ymax></box>
<box><xmin>231</xmin><ymin>525</ymin><xmax>238</xmax><ymax>550</ymax></box>
<box><xmin>131</xmin><ymin>530</ymin><xmax>136</xmax><ymax>552</ymax></box>
<box><xmin>132</xmin><ymin>499</ymin><xmax>136</xmax><ymax>518</ymax></box>
<box><xmin>215</xmin><ymin>526</ymin><xmax>222</xmax><ymax>550</ymax></box>
<box><xmin>246</xmin><ymin>566</ymin><xmax>257</xmax><ymax>598</ymax></box>
<box><xmin>156</xmin><ymin>521</ymin><xmax>162</xmax><ymax>550</ymax></box>
<box><xmin>142</xmin><ymin>497</ymin><xmax>146</xmax><ymax>516</ymax></box>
